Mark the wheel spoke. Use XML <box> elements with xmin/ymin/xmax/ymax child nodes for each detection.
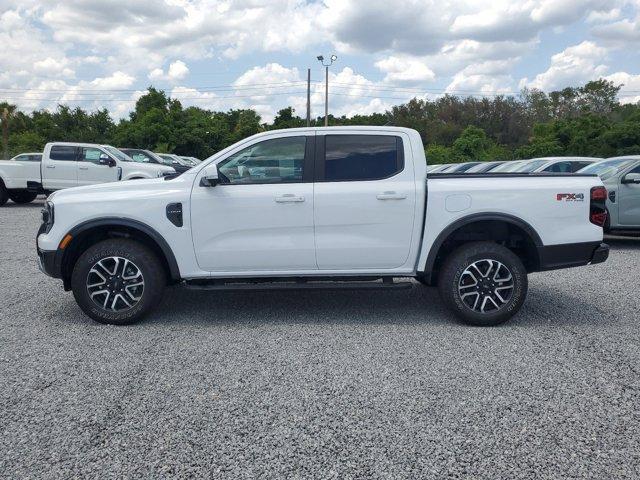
<box><xmin>87</xmin><ymin>269</ymin><xmax>106</xmax><ymax>288</ymax></box>
<box><xmin>103</xmin><ymin>291</ymin><xmax>111</xmax><ymax>309</ymax></box>
<box><xmin>90</xmin><ymin>289</ymin><xmax>109</xmax><ymax>299</ymax></box>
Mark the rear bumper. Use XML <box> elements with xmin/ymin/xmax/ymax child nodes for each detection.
<box><xmin>537</xmin><ymin>241</ymin><xmax>609</xmax><ymax>271</ymax></box>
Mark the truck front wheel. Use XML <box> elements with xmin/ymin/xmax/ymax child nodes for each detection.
<box><xmin>438</xmin><ymin>241</ymin><xmax>528</xmax><ymax>326</ymax></box>
<box><xmin>70</xmin><ymin>239</ymin><xmax>166</xmax><ymax>325</ymax></box>
<box><xmin>8</xmin><ymin>190</ymin><xmax>38</xmax><ymax>204</ymax></box>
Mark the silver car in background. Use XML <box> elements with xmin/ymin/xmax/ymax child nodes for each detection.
<box><xmin>578</xmin><ymin>156</ymin><xmax>640</xmax><ymax>232</ymax></box>
<box><xmin>512</xmin><ymin>157</ymin><xmax>599</xmax><ymax>173</ymax></box>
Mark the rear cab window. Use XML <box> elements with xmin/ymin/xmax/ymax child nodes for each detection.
<box><xmin>318</xmin><ymin>134</ymin><xmax>404</xmax><ymax>182</ymax></box>
<box><xmin>49</xmin><ymin>145</ymin><xmax>78</xmax><ymax>161</ymax></box>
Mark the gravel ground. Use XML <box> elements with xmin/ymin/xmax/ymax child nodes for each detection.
<box><xmin>1</xmin><ymin>199</ymin><xmax>639</xmax><ymax>479</ymax></box>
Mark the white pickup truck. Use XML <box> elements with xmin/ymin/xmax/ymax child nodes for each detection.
<box><xmin>36</xmin><ymin>127</ymin><xmax>609</xmax><ymax>326</ymax></box>
<box><xmin>0</xmin><ymin>142</ymin><xmax>175</xmax><ymax>206</ymax></box>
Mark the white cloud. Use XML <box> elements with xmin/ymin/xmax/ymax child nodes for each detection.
<box><xmin>592</xmin><ymin>17</ymin><xmax>640</xmax><ymax>42</ymax></box>
<box><xmin>604</xmin><ymin>71</ymin><xmax>640</xmax><ymax>103</ymax></box>
<box><xmin>375</xmin><ymin>56</ymin><xmax>436</xmax><ymax>83</ymax></box>
<box><xmin>148</xmin><ymin>60</ymin><xmax>190</xmax><ymax>83</ymax></box>
<box><xmin>520</xmin><ymin>41</ymin><xmax>609</xmax><ymax>91</ymax></box>
<box><xmin>586</xmin><ymin>9</ymin><xmax>622</xmax><ymax>23</ymax></box>
<box><xmin>1</xmin><ymin>0</ymin><xmax>639</xmax><ymax>120</ymax></box>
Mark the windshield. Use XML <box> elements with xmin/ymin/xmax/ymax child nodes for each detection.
<box><xmin>103</xmin><ymin>146</ymin><xmax>131</xmax><ymax>162</ymax></box>
<box><xmin>514</xmin><ymin>159</ymin><xmax>550</xmax><ymax>173</ymax></box>
<box><xmin>156</xmin><ymin>156</ymin><xmax>174</xmax><ymax>166</ymax></box>
<box><xmin>122</xmin><ymin>149</ymin><xmax>160</xmax><ymax>164</ymax></box>
<box><xmin>490</xmin><ymin>161</ymin><xmax>525</xmax><ymax>172</ymax></box>
<box><xmin>578</xmin><ymin>158</ymin><xmax>638</xmax><ymax>179</ymax></box>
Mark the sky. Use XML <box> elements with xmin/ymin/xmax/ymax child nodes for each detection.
<box><xmin>2</xmin><ymin>0</ymin><xmax>640</xmax><ymax>122</ymax></box>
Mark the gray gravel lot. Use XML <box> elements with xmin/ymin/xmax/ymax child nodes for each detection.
<box><xmin>1</xmin><ymin>199</ymin><xmax>639</xmax><ymax>479</ymax></box>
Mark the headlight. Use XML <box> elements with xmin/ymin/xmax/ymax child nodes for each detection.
<box><xmin>41</xmin><ymin>201</ymin><xmax>54</xmax><ymax>233</ymax></box>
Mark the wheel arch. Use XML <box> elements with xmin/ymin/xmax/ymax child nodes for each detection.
<box><xmin>420</xmin><ymin>212</ymin><xmax>543</xmax><ymax>285</ymax></box>
<box><xmin>59</xmin><ymin>218</ymin><xmax>181</xmax><ymax>290</ymax></box>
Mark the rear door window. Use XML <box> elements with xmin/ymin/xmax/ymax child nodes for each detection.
<box><xmin>322</xmin><ymin>135</ymin><xmax>403</xmax><ymax>182</ymax></box>
<box><xmin>50</xmin><ymin>146</ymin><xmax>78</xmax><ymax>161</ymax></box>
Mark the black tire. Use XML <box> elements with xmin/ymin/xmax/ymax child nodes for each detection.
<box><xmin>0</xmin><ymin>181</ymin><xmax>7</xmax><ymax>207</ymax></box>
<box><xmin>71</xmin><ymin>239</ymin><xmax>166</xmax><ymax>325</ymax></box>
<box><xmin>438</xmin><ymin>241</ymin><xmax>528</xmax><ymax>326</ymax></box>
<box><xmin>8</xmin><ymin>190</ymin><xmax>38</xmax><ymax>204</ymax></box>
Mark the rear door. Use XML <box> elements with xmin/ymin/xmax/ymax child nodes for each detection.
<box><xmin>42</xmin><ymin>145</ymin><xmax>78</xmax><ymax>190</ymax></box>
<box><xmin>619</xmin><ymin>163</ymin><xmax>640</xmax><ymax>226</ymax></box>
<box><xmin>77</xmin><ymin>147</ymin><xmax>119</xmax><ymax>186</ymax></box>
<box><xmin>313</xmin><ymin>132</ymin><xmax>416</xmax><ymax>270</ymax></box>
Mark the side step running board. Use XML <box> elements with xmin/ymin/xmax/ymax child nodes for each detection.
<box><xmin>183</xmin><ymin>278</ymin><xmax>413</xmax><ymax>292</ymax></box>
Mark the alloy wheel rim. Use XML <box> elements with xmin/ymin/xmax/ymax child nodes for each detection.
<box><xmin>458</xmin><ymin>259</ymin><xmax>514</xmax><ymax>313</ymax></box>
<box><xmin>86</xmin><ymin>256</ymin><xmax>144</xmax><ymax>312</ymax></box>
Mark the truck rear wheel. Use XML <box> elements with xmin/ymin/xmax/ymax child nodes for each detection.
<box><xmin>8</xmin><ymin>190</ymin><xmax>38</xmax><ymax>204</ymax></box>
<box><xmin>438</xmin><ymin>241</ymin><xmax>528</xmax><ymax>326</ymax></box>
<box><xmin>71</xmin><ymin>239</ymin><xmax>166</xmax><ymax>325</ymax></box>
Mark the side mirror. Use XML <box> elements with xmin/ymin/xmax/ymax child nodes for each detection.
<box><xmin>99</xmin><ymin>154</ymin><xmax>116</xmax><ymax>167</ymax></box>
<box><xmin>200</xmin><ymin>165</ymin><xmax>220</xmax><ymax>187</ymax></box>
<box><xmin>622</xmin><ymin>172</ymin><xmax>640</xmax><ymax>184</ymax></box>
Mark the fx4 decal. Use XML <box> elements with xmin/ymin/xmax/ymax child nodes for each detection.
<box><xmin>556</xmin><ymin>193</ymin><xmax>585</xmax><ymax>202</ymax></box>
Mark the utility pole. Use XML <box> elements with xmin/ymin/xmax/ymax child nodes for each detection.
<box><xmin>317</xmin><ymin>55</ymin><xmax>337</xmax><ymax>127</ymax></box>
<box><xmin>306</xmin><ymin>68</ymin><xmax>311</xmax><ymax>127</ymax></box>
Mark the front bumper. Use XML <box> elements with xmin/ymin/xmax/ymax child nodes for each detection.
<box><xmin>37</xmin><ymin>248</ymin><xmax>60</xmax><ymax>278</ymax></box>
<box><xmin>537</xmin><ymin>242</ymin><xmax>609</xmax><ymax>271</ymax></box>
<box><xmin>37</xmin><ymin>221</ymin><xmax>62</xmax><ymax>279</ymax></box>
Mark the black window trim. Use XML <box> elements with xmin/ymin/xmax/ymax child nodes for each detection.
<box><xmin>314</xmin><ymin>134</ymin><xmax>405</xmax><ymax>183</ymax></box>
<box><xmin>216</xmin><ymin>135</ymin><xmax>315</xmax><ymax>186</ymax></box>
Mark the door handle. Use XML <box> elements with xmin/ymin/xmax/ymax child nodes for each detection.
<box><xmin>79</xmin><ymin>166</ymin><xmax>89</xmax><ymax>170</ymax></box>
<box><xmin>275</xmin><ymin>194</ymin><xmax>305</xmax><ymax>203</ymax></box>
<box><xmin>46</xmin><ymin>165</ymin><xmax>55</xmax><ymax>169</ymax></box>
<box><xmin>376</xmin><ymin>191</ymin><xmax>407</xmax><ymax>200</ymax></box>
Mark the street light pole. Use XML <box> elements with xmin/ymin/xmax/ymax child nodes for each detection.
<box><xmin>324</xmin><ymin>65</ymin><xmax>328</xmax><ymax>127</ymax></box>
<box><xmin>317</xmin><ymin>54</ymin><xmax>337</xmax><ymax>127</ymax></box>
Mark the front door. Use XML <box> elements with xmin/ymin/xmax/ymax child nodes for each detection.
<box><xmin>42</xmin><ymin>145</ymin><xmax>78</xmax><ymax>190</ymax></box>
<box><xmin>77</xmin><ymin>147</ymin><xmax>120</xmax><ymax>186</ymax></box>
<box><xmin>619</xmin><ymin>163</ymin><xmax>640</xmax><ymax>226</ymax></box>
<box><xmin>313</xmin><ymin>132</ymin><xmax>417</xmax><ymax>270</ymax></box>
<box><xmin>191</xmin><ymin>133</ymin><xmax>316</xmax><ymax>273</ymax></box>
